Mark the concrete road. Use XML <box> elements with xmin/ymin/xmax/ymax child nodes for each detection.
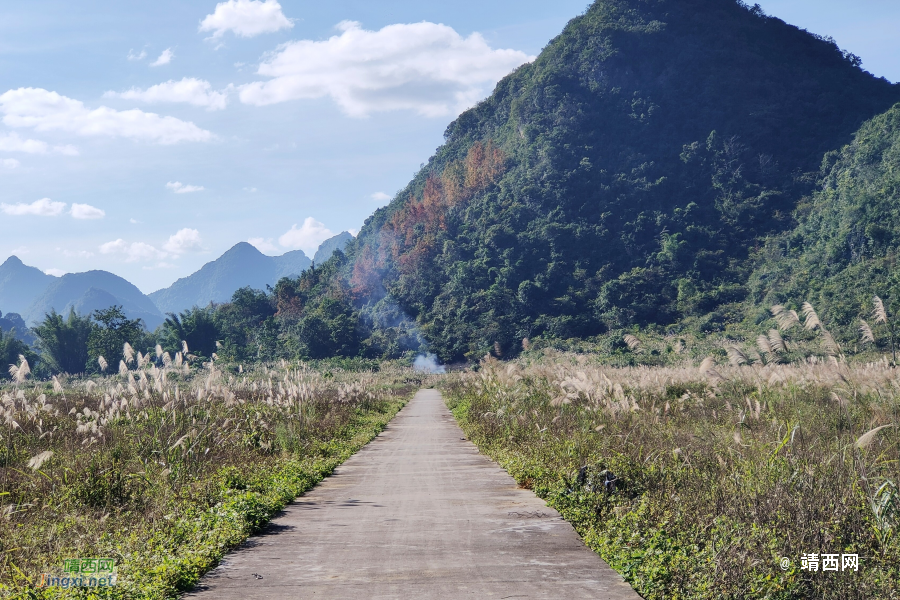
<box><xmin>185</xmin><ymin>389</ymin><xmax>641</xmax><ymax>599</ymax></box>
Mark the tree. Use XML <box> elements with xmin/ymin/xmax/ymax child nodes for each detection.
<box><xmin>87</xmin><ymin>306</ymin><xmax>144</xmax><ymax>371</ymax></box>
<box><xmin>0</xmin><ymin>329</ymin><xmax>37</xmax><ymax>380</ymax></box>
<box><xmin>297</xmin><ymin>297</ymin><xmax>361</xmax><ymax>359</ymax></box>
<box><xmin>32</xmin><ymin>309</ymin><xmax>95</xmax><ymax>374</ymax></box>
<box><xmin>161</xmin><ymin>307</ymin><xmax>219</xmax><ymax>358</ymax></box>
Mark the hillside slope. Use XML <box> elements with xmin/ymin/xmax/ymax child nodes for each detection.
<box><xmin>149</xmin><ymin>243</ymin><xmax>319</xmax><ymax>314</ymax></box>
<box><xmin>335</xmin><ymin>0</ymin><xmax>900</xmax><ymax>360</ymax></box>
<box><xmin>749</xmin><ymin>102</ymin><xmax>900</xmax><ymax>336</ymax></box>
<box><xmin>0</xmin><ymin>256</ymin><xmax>55</xmax><ymax>315</ymax></box>
<box><xmin>24</xmin><ymin>271</ymin><xmax>164</xmax><ymax>329</ymax></box>
<box><xmin>313</xmin><ymin>232</ymin><xmax>354</xmax><ymax>265</ymax></box>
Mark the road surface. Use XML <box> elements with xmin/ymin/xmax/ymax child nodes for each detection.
<box><xmin>185</xmin><ymin>389</ymin><xmax>641</xmax><ymax>599</ymax></box>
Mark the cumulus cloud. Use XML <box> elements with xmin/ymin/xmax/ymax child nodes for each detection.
<box><xmin>239</xmin><ymin>21</ymin><xmax>533</xmax><ymax>117</ymax></box>
<box><xmin>278</xmin><ymin>217</ymin><xmax>334</xmax><ymax>255</ymax></box>
<box><xmin>371</xmin><ymin>191</ymin><xmax>391</xmax><ymax>202</ymax></box>
<box><xmin>99</xmin><ymin>239</ymin><xmax>166</xmax><ymax>262</ymax></box>
<box><xmin>166</xmin><ymin>181</ymin><xmax>205</xmax><ymax>193</ymax></box>
<box><xmin>248</xmin><ymin>237</ymin><xmax>279</xmax><ymax>254</ymax></box>
<box><xmin>163</xmin><ymin>228</ymin><xmax>203</xmax><ymax>254</ymax></box>
<box><xmin>0</xmin><ymin>88</ymin><xmax>212</xmax><ymax>144</ymax></box>
<box><xmin>1</xmin><ymin>198</ymin><xmax>66</xmax><ymax>216</ymax></box>
<box><xmin>70</xmin><ymin>203</ymin><xmax>105</xmax><ymax>219</ymax></box>
<box><xmin>0</xmin><ymin>132</ymin><xmax>78</xmax><ymax>155</ymax></box>
<box><xmin>104</xmin><ymin>78</ymin><xmax>229</xmax><ymax>111</ymax></box>
<box><xmin>127</xmin><ymin>49</ymin><xmax>147</xmax><ymax>61</ymax></box>
<box><xmin>44</xmin><ymin>268</ymin><xmax>66</xmax><ymax>277</ymax></box>
<box><xmin>150</xmin><ymin>48</ymin><xmax>175</xmax><ymax>67</ymax></box>
<box><xmin>199</xmin><ymin>0</ymin><xmax>293</xmax><ymax>39</ymax></box>
<box><xmin>0</xmin><ymin>158</ymin><xmax>19</xmax><ymax>169</ymax></box>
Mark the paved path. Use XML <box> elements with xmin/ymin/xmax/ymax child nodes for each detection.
<box><xmin>186</xmin><ymin>389</ymin><xmax>641</xmax><ymax>599</ymax></box>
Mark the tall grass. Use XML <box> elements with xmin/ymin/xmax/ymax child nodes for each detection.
<box><xmin>446</xmin><ymin>352</ymin><xmax>900</xmax><ymax>599</ymax></box>
<box><xmin>0</xmin><ymin>353</ymin><xmax>428</xmax><ymax>597</ymax></box>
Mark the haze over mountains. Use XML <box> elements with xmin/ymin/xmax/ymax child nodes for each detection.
<box><xmin>0</xmin><ymin>232</ymin><xmax>352</xmax><ymax>330</ymax></box>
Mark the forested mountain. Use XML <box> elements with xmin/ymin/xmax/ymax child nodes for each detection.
<box><xmin>0</xmin><ymin>256</ymin><xmax>55</xmax><ymax>314</ymax></box>
<box><xmin>749</xmin><ymin>102</ymin><xmax>900</xmax><ymax>336</ymax></box>
<box><xmin>24</xmin><ymin>271</ymin><xmax>164</xmax><ymax>329</ymax></box>
<box><xmin>149</xmin><ymin>242</ymin><xmax>312</xmax><ymax>314</ymax></box>
<box><xmin>291</xmin><ymin>0</ymin><xmax>900</xmax><ymax>361</ymax></box>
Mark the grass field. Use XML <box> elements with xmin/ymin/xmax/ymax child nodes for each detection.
<box><xmin>0</xmin><ymin>356</ymin><xmax>428</xmax><ymax>598</ymax></box>
<box><xmin>446</xmin><ymin>351</ymin><xmax>900</xmax><ymax>599</ymax></box>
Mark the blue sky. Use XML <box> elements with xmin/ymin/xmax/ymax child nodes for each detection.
<box><xmin>0</xmin><ymin>0</ymin><xmax>897</xmax><ymax>294</ymax></box>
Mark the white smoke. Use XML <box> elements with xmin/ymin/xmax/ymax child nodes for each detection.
<box><xmin>412</xmin><ymin>353</ymin><xmax>446</xmax><ymax>374</ymax></box>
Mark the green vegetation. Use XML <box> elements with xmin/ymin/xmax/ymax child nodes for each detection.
<box><xmin>322</xmin><ymin>0</ymin><xmax>899</xmax><ymax>361</ymax></box>
<box><xmin>0</xmin><ymin>355</ymin><xmax>427</xmax><ymax>598</ymax></box>
<box><xmin>446</xmin><ymin>354</ymin><xmax>900</xmax><ymax>599</ymax></box>
<box><xmin>749</xmin><ymin>103</ymin><xmax>900</xmax><ymax>344</ymax></box>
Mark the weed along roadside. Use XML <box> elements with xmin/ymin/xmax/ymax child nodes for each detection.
<box><xmin>0</xmin><ymin>359</ymin><xmax>430</xmax><ymax>598</ymax></box>
<box><xmin>444</xmin><ymin>354</ymin><xmax>900</xmax><ymax>600</ymax></box>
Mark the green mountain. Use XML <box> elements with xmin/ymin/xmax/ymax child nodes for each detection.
<box><xmin>749</xmin><ymin>102</ymin><xmax>900</xmax><ymax>336</ymax></box>
<box><xmin>24</xmin><ymin>270</ymin><xmax>165</xmax><ymax>329</ymax></box>
<box><xmin>320</xmin><ymin>0</ymin><xmax>899</xmax><ymax>360</ymax></box>
<box><xmin>149</xmin><ymin>243</ymin><xmax>312</xmax><ymax>314</ymax></box>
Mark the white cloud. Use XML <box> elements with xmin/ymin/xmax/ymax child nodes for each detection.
<box><xmin>104</xmin><ymin>78</ymin><xmax>229</xmax><ymax>111</ymax></box>
<box><xmin>0</xmin><ymin>158</ymin><xmax>19</xmax><ymax>169</ymax></box>
<box><xmin>0</xmin><ymin>132</ymin><xmax>78</xmax><ymax>155</ymax></box>
<box><xmin>70</xmin><ymin>203</ymin><xmax>105</xmax><ymax>219</ymax></box>
<box><xmin>127</xmin><ymin>49</ymin><xmax>147</xmax><ymax>61</ymax></box>
<box><xmin>163</xmin><ymin>228</ymin><xmax>203</xmax><ymax>254</ymax></box>
<box><xmin>1</xmin><ymin>198</ymin><xmax>66</xmax><ymax>216</ymax></box>
<box><xmin>239</xmin><ymin>21</ymin><xmax>533</xmax><ymax>117</ymax></box>
<box><xmin>129</xmin><ymin>218</ymin><xmax>139</xmax><ymax>224</ymax></box>
<box><xmin>199</xmin><ymin>0</ymin><xmax>293</xmax><ymax>39</ymax></box>
<box><xmin>248</xmin><ymin>237</ymin><xmax>279</xmax><ymax>254</ymax></box>
<box><xmin>150</xmin><ymin>48</ymin><xmax>174</xmax><ymax>67</ymax></box>
<box><xmin>371</xmin><ymin>191</ymin><xmax>391</xmax><ymax>202</ymax></box>
<box><xmin>243</xmin><ymin>186</ymin><xmax>257</xmax><ymax>192</ymax></box>
<box><xmin>278</xmin><ymin>217</ymin><xmax>334</xmax><ymax>255</ymax></box>
<box><xmin>348</xmin><ymin>228</ymin><xmax>359</xmax><ymax>237</ymax></box>
<box><xmin>99</xmin><ymin>239</ymin><xmax>166</xmax><ymax>262</ymax></box>
<box><xmin>44</xmin><ymin>268</ymin><xmax>66</xmax><ymax>277</ymax></box>
<box><xmin>166</xmin><ymin>181</ymin><xmax>205</xmax><ymax>193</ymax></box>
<box><xmin>0</xmin><ymin>88</ymin><xmax>212</xmax><ymax>144</ymax></box>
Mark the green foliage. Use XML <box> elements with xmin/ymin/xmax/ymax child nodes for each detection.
<box><xmin>87</xmin><ymin>306</ymin><xmax>146</xmax><ymax>372</ymax></box>
<box><xmin>750</xmin><ymin>103</ymin><xmax>900</xmax><ymax>345</ymax></box>
<box><xmin>32</xmin><ymin>309</ymin><xmax>94</xmax><ymax>375</ymax></box>
<box><xmin>0</xmin><ymin>329</ymin><xmax>36</xmax><ymax>380</ymax></box>
<box><xmin>161</xmin><ymin>307</ymin><xmax>219</xmax><ymax>358</ymax></box>
<box><xmin>284</xmin><ymin>0</ymin><xmax>900</xmax><ymax>361</ymax></box>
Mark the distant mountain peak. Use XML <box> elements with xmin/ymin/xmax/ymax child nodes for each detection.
<box><xmin>314</xmin><ymin>232</ymin><xmax>354</xmax><ymax>265</ymax></box>
<box><xmin>2</xmin><ymin>255</ymin><xmax>26</xmax><ymax>268</ymax></box>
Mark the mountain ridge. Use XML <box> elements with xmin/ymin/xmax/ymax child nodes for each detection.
<box><xmin>303</xmin><ymin>0</ymin><xmax>900</xmax><ymax>360</ymax></box>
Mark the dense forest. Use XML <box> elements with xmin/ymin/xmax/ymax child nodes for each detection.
<box><xmin>304</xmin><ymin>0</ymin><xmax>900</xmax><ymax>361</ymax></box>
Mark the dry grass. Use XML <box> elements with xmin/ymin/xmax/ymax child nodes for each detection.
<box><xmin>447</xmin><ymin>351</ymin><xmax>900</xmax><ymax>599</ymax></box>
<box><xmin>0</xmin><ymin>355</ymin><xmax>430</xmax><ymax>597</ymax></box>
